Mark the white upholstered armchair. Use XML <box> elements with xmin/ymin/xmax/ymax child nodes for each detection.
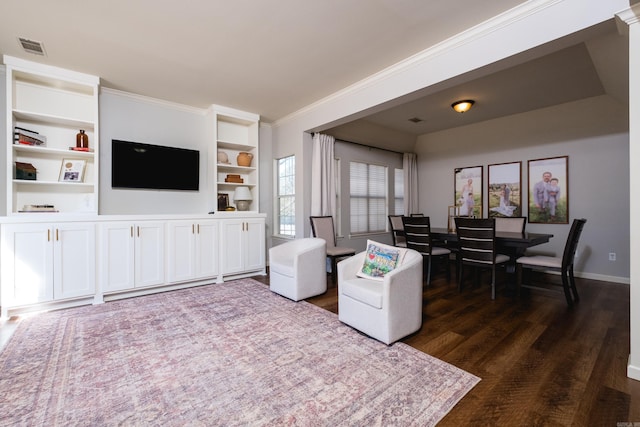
<box><xmin>269</xmin><ymin>238</ymin><xmax>327</xmax><ymax>301</ymax></box>
<box><xmin>337</xmin><ymin>248</ymin><xmax>423</xmax><ymax>345</ymax></box>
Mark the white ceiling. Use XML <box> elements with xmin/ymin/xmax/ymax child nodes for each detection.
<box><xmin>0</xmin><ymin>0</ymin><xmax>629</xmax><ymax>138</ymax></box>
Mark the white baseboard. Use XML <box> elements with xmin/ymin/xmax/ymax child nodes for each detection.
<box><xmin>627</xmin><ymin>357</ymin><xmax>640</xmax><ymax>381</ymax></box>
<box><xmin>540</xmin><ymin>269</ymin><xmax>629</xmax><ymax>285</ymax></box>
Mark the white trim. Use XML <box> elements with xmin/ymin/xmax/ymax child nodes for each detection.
<box><xmin>100</xmin><ymin>87</ymin><xmax>208</xmax><ymax>115</ymax></box>
<box><xmin>3</xmin><ymin>55</ymin><xmax>99</xmax><ymax>85</ymax></box>
<box><xmin>628</xmin><ymin>357</ymin><xmax>640</xmax><ymax>381</ymax></box>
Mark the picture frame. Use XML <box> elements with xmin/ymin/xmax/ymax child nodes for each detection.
<box><xmin>454</xmin><ymin>165</ymin><xmax>482</xmax><ymax>218</ymax></box>
<box><xmin>59</xmin><ymin>159</ymin><xmax>86</xmax><ymax>182</ymax></box>
<box><xmin>217</xmin><ymin>193</ymin><xmax>229</xmax><ymax>211</ymax></box>
<box><xmin>527</xmin><ymin>156</ymin><xmax>568</xmax><ymax>224</ymax></box>
<box><xmin>488</xmin><ymin>161</ymin><xmax>522</xmax><ymax>218</ymax></box>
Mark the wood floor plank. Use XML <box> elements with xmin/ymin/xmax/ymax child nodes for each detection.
<box><xmin>187</xmin><ymin>271</ymin><xmax>640</xmax><ymax>425</ymax></box>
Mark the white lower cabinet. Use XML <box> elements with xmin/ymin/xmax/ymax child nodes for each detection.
<box><xmin>220</xmin><ymin>218</ymin><xmax>265</xmax><ymax>276</ymax></box>
<box><xmin>167</xmin><ymin>220</ymin><xmax>219</xmax><ymax>283</ymax></box>
<box><xmin>0</xmin><ymin>222</ymin><xmax>96</xmax><ymax>316</ymax></box>
<box><xmin>99</xmin><ymin>221</ymin><xmax>165</xmax><ymax>293</ymax></box>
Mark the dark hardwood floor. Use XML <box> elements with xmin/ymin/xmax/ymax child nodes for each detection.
<box><xmin>254</xmin><ymin>266</ymin><xmax>640</xmax><ymax>426</ymax></box>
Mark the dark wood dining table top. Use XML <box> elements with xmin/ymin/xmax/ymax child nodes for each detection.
<box><xmin>429</xmin><ymin>227</ymin><xmax>554</xmax><ymax>250</ymax></box>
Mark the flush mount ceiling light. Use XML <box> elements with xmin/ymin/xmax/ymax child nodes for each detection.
<box><xmin>451</xmin><ymin>100</ymin><xmax>475</xmax><ymax>113</ymax></box>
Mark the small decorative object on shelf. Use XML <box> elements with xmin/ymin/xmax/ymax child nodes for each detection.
<box><xmin>234</xmin><ymin>186</ymin><xmax>253</xmax><ymax>211</ymax></box>
<box><xmin>237</xmin><ymin>152</ymin><xmax>253</xmax><ymax>167</ymax></box>
<box><xmin>14</xmin><ymin>126</ymin><xmax>46</xmax><ymax>146</ymax></box>
<box><xmin>76</xmin><ymin>130</ymin><xmax>89</xmax><ymax>149</ymax></box>
<box><xmin>59</xmin><ymin>159</ymin><xmax>86</xmax><ymax>182</ymax></box>
<box><xmin>217</xmin><ymin>193</ymin><xmax>229</xmax><ymax>210</ymax></box>
<box><xmin>225</xmin><ymin>174</ymin><xmax>243</xmax><ymax>183</ymax></box>
<box><xmin>15</xmin><ymin>162</ymin><xmax>37</xmax><ymax>180</ymax></box>
<box><xmin>218</xmin><ymin>150</ymin><xmax>230</xmax><ymax>164</ymax></box>
<box><xmin>19</xmin><ymin>204</ymin><xmax>58</xmax><ymax>213</ymax></box>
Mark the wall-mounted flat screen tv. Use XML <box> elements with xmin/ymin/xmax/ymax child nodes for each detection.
<box><xmin>112</xmin><ymin>139</ymin><xmax>200</xmax><ymax>191</ymax></box>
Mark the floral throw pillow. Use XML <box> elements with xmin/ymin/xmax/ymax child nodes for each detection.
<box><xmin>356</xmin><ymin>240</ymin><xmax>407</xmax><ymax>281</ymax></box>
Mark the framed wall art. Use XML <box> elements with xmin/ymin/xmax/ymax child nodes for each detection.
<box><xmin>454</xmin><ymin>165</ymin><xmax>482</xmax><ymax>218</ymax></box>
<box><xmin>59</xmin><ymin>159</ymin><xmax>86</xmax><ymax>182</ymax></box>
<box><xmin>527</xmin><ymin>156</ymin><xmax>568</xmax><ymax>224</ymax></box>
<box><xmin>488</xmin><ymin>161</ymin><xmax>521</xmax><ymax>218</ymax></box>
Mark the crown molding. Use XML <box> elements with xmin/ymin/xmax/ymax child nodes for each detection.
<box><xmin>616</xmin><ymin>3</ymin><xmax>640</xmax><ymax>35</ymax></box>
<box><xmin>100</xmin><ymin>87</ymin><xmax>208</xmax><ymax>115</ymax></box>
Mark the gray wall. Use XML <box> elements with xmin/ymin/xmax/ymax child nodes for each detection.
<box><xmin>98</xmin><ymin>90</ymin><xmax>211</xmax><ymax>215</ymax></box>
<box><xmin>415</xmin><ymin>94</ymin><xmax>629</xmax><ymax>283</ymax></box>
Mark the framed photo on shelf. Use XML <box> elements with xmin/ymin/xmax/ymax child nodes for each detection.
<box><xmin>59</xmin><ymin>159</ymin><xmax>86</xmax><ymax>182</ymax></box>
<box><xmin>217</xmin><ymin>193</ymin><xmax>229</xmax><ymax>211</ymax></box>
<box><xmin>488</xmin><ymin>161</ymin><xmax>522</xmax><ymax>218</ymax></box>
<box><xmin>527</xmin><ymin>156</ymin><xmax>568</xmax><ymax>224</ymax></box>
<box><xmin>454</xmin><ymin>165</ymin><xmax>482</xmax><ymax>218</ymax></box>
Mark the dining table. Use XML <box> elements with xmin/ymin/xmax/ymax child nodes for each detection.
<box><xmin>429</xmin><ymin>227</ymin><xmax>554</xmax><ymax>292</ymax></box>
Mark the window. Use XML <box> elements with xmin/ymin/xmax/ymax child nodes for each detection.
<box><xmin>394</xmin><ymin>168</ymin><xmax>404</xmax><ymax>215</ymax></box>
<box><xmin>276</xmin><ymin>155</ymin><xmax>295</xmax><ymax>236</ymax></box>
<box><xmin>350</xmin><ymin>162</ymin><xmax>388</xmax><ymax>234</ymax></box>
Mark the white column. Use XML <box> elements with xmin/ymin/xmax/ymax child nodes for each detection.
<box><xmin>617</xmin><ymin>4</ymin><xmax>640</xmax><ymax>382</ymax></box>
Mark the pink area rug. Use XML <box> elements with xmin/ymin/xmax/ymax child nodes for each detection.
<box><xmin>0</xmin><ymin>279</ymin><xmax>479</xmax><ymax>426</ymax></box>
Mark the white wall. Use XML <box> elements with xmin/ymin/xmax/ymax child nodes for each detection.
<box><xmin>415</xmin><ymin>95</ymin><xmax>629</xmax><ymax>282</ymax></box>
<box><xmin>99</xmin><ymin>89</ymin><xmax>211</xmax><ymax>215</ymax></box>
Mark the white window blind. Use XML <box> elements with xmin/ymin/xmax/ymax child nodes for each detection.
<box><xmin>276</xmin><ymin>155</ymin><xmax>295</xmax><ymax>236</ymax></box>
<box><xmin>350</xmin><ymin>162</ymin><xmax>387</xmax><ymax>234</ymax></box>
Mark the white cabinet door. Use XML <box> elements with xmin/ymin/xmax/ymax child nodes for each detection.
<box><xmin>1</xmin><ymin>222</ymin><xmax>96</xmax><ymax>309</ymax></box>
<box><xmin>220</xmin><ymin>218</ymin><xmax>264</xmax><ymax>276</ymax></box>
<box><xmin>194</xmin><ymin>220</ymin><xmax>219</xmax><ymax>280</ymax></box>
<box><xmin>135</xmin><ymin>222</ymin><xmax>165</xmax><ymax>288</ymax></box>
<box><xmin>53</xmin><ymin>222</ymin><xmax>96</xmax><ymax>300</ymax></box>
<box><xmin>100</xmin><ymin>222</ymin><xmax>135</xmax><ymax>292</ymax></box>
<box><xmin>1</xmin><ymin>223</ymin><xmax>53</xmax><ymax>307</ymax></box>
<box><xmin>220</xmin><ymin>219</ymin><xmax>245</xmax><ymax>275</ymax></box>
<box><xmin>167</xmin><ymin>221</ymin><xmax>197</xmax><ymax>283</ymax></box>
<box><xmin>99</xmin><ymin>221</ymin><xmax>164</xmax><ymax>292</ymax></box>
<box><xmin>244</xmin><ymin>218</ymin><xmax>265</xmax><ymax>272</ymax></box>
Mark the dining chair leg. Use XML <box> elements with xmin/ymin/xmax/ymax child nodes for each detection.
<box><xmin>560</xmin><ymin>272</ymin><xmax>574</xmax><ymax>306</ymax></box>
<box><xmin>491</xmin><ymin>267</ymin><xmax>496</xmax><ymax>300</ymax></box>
<box><xmin>426</xmin><ymin>256</ymin><xmax>432</xmax><ymax>286</ymax></box>
<box><xmin>568</xmin><ymin>266</ymin><xmax>580</xmax><ymax>302</ymax></box>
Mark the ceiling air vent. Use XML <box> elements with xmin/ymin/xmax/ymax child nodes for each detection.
<box><xmin>18</xmin><ymin>37</ymin><xmax>46</xmax><ymax>56</ymax></box>
<box><xmin>408</xmin><ymin>117</ymin><xmax>424</xmax><ymax>123</ymax></box>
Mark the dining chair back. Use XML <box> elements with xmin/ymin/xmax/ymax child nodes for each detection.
<box><xmin>495</xmin><ymin>216</ymin><xmax>526</xmax><ymax>233</ymax></box>
<box><xmin>402</xmin><ymin>216</ymin><xmax>451</xmax><ymax>285</ymax></box>
<box><xmin>388</xmin><ymin>215</ymin><xmax>407</xmax><ymax>247</ymax></box>
<box><xmin>454</xmin><ymin>217</ymin><xmax>510</xmax><ymax>299</ymax></box>
<box><xmin>310</xmin><ymin>216</ymin><xmax>356</xmax><ymax>282</ymax></box>
<box><xmin>516</xmin><ymin>218</ymin><xmax>587</xmax><ymax>305</ymax></box>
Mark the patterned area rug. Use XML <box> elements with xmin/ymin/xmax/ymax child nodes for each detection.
<box><xmin>0</xmin><ymin>279</ymin><xmax>480</xmax><ymax>426</ymax></box>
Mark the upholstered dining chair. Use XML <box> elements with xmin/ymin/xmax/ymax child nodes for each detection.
<box><xmin>454</xmin><ymin>217</ymin><xmax>510</xmax><ymax>299</ymax></box>
<box><xmin>310</xmin><ymin>216</ymin><xmax>356</xmax><ymax>282</ymax></box>
<box><xmin>402</xmin><ymin>216</ymin><xmax>451</xmax><ymax>285</ymax></box>
<box><xmin>516</xmin><ymin>218</ymin><xmax>587</xmax><ymax>306</ymax></box>
<box><xmin>337</xmin><ymin>245</ymin><xmax>423</xmax><ymax>344</ymax></box>
<box><xmin>388</xmin><ymin>215</ymin><xmax>407</xmax><ymax>247</ymax></box>
<box><xmin>495</xmin><ymin>216</ymin><xmax>527</xmax><ymax>233</ymax></box>
<box><xmin>269</xmin><ymin>238</ymin><xmax>327</xmax><ymax>301</ymax></box>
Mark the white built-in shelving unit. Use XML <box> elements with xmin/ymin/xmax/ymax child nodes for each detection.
<box><xmin>3</xmin><ymin>55</ymin><xmax>100</xmax><ymax>215</ymax></box>
<box><xmin>212</xmin><ymin>105</ymin><xmax>259</xmax><ymax>212</ymax></box>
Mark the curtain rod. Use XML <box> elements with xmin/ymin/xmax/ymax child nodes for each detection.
<box><xmin>333</xmin><ymin>137</ymin><xmax>404</xmax><ymax>156</ymax></box>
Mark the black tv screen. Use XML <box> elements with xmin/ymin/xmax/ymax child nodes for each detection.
<box><xmin>112</xmin><ymin>139</ymin><xmax>200</xmax><ymax>191</ymax></box>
